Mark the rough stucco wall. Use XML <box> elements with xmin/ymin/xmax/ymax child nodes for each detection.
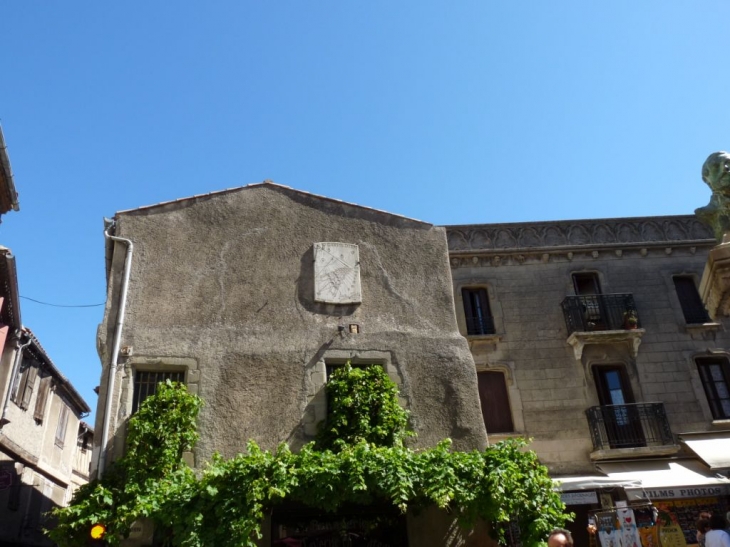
<box><xmin>451</xmin><ymin>242</ymin><xmax>730</xmax><ymax>474</ymax></box>
<box><xmin>98</xmin><ymin>185</ymin><xmax>486</xmax><ymax>466</ymax></box>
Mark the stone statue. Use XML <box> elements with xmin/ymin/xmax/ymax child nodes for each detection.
<box><xmin>696</xmin><ymin>151</ymin><xmax>730</xmax><ymax>241</ymax></box>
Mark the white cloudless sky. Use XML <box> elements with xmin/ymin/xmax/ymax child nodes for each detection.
<box><xmin>1</xmin><ymin>1</ymin><xmax>728</xmax><ymax>422</ymax></box>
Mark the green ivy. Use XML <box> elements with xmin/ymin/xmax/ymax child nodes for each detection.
<box><xmin>316</xmin><ymin>363</ymin><xmax>412</xmax><ymax>451</ymax></box>
<box><xmin>48</xmin><ymin>381</ymin><xmax>201</xmax><ymax>547</ymax></box>
<box><xmin>50</xmin><ymin>366</ymin><xmax>570</xmax><ymax>547</ymax></box>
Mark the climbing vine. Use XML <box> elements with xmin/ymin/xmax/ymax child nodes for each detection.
<box><xmin>50</xmin><ymin>365</ymin><xmax>570</xmax><ymax>547</ymax></box>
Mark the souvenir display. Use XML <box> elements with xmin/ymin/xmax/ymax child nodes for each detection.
<box><xmin>658</xmin><ymin>510</ymin><xmax>688</xmax><ymax>547</ymax></box>
<box><xmin>596</xmin><ymin>511</ymin><xmax>622</xmax><ymax>547</ymax></box>
<box><xmin>617</xmin><ymin>508</ymin><xmax>643</xmax><ymax>547</ymax></box>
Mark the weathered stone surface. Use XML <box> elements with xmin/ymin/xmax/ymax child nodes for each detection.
<box><xmin>700</xmin><ymin>239</ymin><xmax>730</xmax><ymax>319</ymax></box>
<box><xmin>448</xmin><ymin>216</ymin><xmax>730</xmax><ymax>475</ymax></box>
<box><xmin>95</xmin><ymin>183</ymin><xmax>487</xmax><ymax>473</ymax></box>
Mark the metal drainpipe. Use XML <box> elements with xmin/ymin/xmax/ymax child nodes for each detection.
<box><xmin>0</xmin><ymin>331</ymin><xmax>32</xmax><ymax>427</ymax></box>
<box><xmin>98</xmin><ymin>224</ymin><xmax>133</xmax><ymax>476</ymax></box>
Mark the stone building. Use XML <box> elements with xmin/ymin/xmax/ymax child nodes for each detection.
<box><xmin>446</xmin><ymin>215</ymin><xmax>730</xmax><ymax>546</ymax></box>
<box><xmin>0</xmin><ymin>324</ymin><xmax>93</xmax><ymax>546</ymax></box>
<box><xmin>94</xmin><ymin>182</ymin><xmax>488</xmax><ymax>546</ymax></box>
<box><xmin>94</xmin><ymin>179</ymin><xmax>730</xmax><ymax>547</ymax></box>
<box><xmin>0</xmin><ymin>129</ymin><xmax>93</xmax><ymax>546</ymax></box>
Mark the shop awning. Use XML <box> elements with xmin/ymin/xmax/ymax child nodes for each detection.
<box><xmin>679</xmin><ymin>432</ymin><xmax>730</xmax><ymax>470</ymax></box>
<box><xmin>596</xmin><ymin>459</ymin><xmax>730</xmax><ymax>501</ymax></box>
<box><xmin>553</xmin><ymin>475</ymin><xmax>641</xmax><ymax>491</ymax></box>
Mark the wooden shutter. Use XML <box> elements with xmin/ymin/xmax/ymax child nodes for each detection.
<box><xmin>21</xmin><ymin>364</ymin><xmax>37</xmax><ymax>410</ymax></box>
<box><xmin>33</xmin><ymin>376</ymin><xmax>51</xmax><ymax>422</ymax></box>
<box><xmin>477</xmin><ymin>371</ymin><xmax>514</xmax><ymax>434</ymax></box>
<box><xmin>55</xmin><ymin>405</ymin><xmax>69</xmax><ymax>448</ymax></box>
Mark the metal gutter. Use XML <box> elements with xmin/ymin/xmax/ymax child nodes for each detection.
<box><xmin>98</xmin><ymin>220</ymin><xmax>134</xmax><ymax>476</ymax></box>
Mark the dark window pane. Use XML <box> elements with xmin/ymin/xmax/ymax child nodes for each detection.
<box><xmin>696</xmin><ymin>357</ymin><xmax>730</xmax><ymax>419</ymax></box>
<box><xmin>462</xmin><ymin>288</ymin><xmax>495</xmax><ymax>335</ymax></box>
<box><xmin>132</xmin><ymin>370</ymin><xmax>185</xmax><ymax>413</ymax></box>
<box><xmin>674</xmin><ymin>277</ymin><xmax>710</xmax><ymax>324</ymax></box>
<box><xmin>572</xmin><ymin>273</ymin><xmax>601</xmax><ymax>295</ymax></box>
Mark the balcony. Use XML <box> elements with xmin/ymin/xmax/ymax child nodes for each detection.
<box><xmin>465</xmin><ymin>314</ymin><xmax>496</xmax><ymax>336</ymax></box>
<box><xmin>586</xmin><ymin>403</ymin><xmax>679</xmax><ymax>460</ymax></box>
<box><xmin>562</xmin><ymin>293</ymin><xmax>641</xmax><ymax>332</ymax></box>
<box><xmin>561</xmin><ymin>294</ymin><xmax>645</xmax><ymax>359</ymax></box>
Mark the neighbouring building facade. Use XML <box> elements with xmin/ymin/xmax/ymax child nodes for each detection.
<box><xmin>446</xmin><ymin>215</ymin><xmax>730</xmax><ymax>547</ymax></box>
<box><xmin>0</xmin><ymin>129</ymin><xmax>93</xmax><ymax>546</ymax></box>
<box><xmin>94</xmin><ymin>182</ymin><xmax>489</xmax><ymax>546</ymax></box>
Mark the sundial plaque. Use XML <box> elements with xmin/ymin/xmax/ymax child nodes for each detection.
<box><xmin>313</xmin><ymin>242</ymin><xmax>362</xmax><ymax>304</ymax></box>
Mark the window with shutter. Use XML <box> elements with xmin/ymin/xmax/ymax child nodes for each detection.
<box><xmin>12</xmin><ymin>360</ymin><xmax>38</xmax><ymax>411</ymax></box>
<box><xmin>20</xmin><ymin>365</ymin><xmax>37</xmax><ymax>410</ymax></box>
<box><xmin>477</xmin><ymin>371</ymin><xmax>514</xmax><ymax>434</ymax></box>
<box><xmin>55</xmin><ymin>405</ymin><xmax>69</xmax><ymax>448</ymax></box>
<box><xmin>33</xmin><ymin>376</ymin><xmax>51</xmax><ymax>422</ymax></box>
<box><xmin>10</xmin><ymin>361</ymin><xmax>28</xmax><ymax>405</ymax></box>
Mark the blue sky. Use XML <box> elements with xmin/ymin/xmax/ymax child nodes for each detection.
<box><xmin>2</xmin><ymin>1</ymin><xmax>729</xmax><ymax>422</ymax></box>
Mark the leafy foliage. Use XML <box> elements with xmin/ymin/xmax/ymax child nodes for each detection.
<box><xmin>316</xmin><ymin>363</ymin><xmax>412</xmax><ymax>451</ymax></box>
<box><xmin>50</xmin><ymin>366</ymin><xmax>570</xmax><ymax>547</ymax></box>
<box><xmin>48</xmin><ymin>380</ymin><xmax>202</xmax><ymax>546</ymax></box>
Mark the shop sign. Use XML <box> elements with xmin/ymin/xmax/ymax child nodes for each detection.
<box><xmin>561</xmin><ymin>491</ymin><xmax>598</xmax><ymax>505</ymax></box>
<box><xmin>627</xmin><ymin>485</ymin><xmax>730</xmax><ymax>500</ymax></box>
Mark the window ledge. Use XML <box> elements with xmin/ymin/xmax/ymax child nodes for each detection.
<box><xmin>590</xmin><ymin>444</ymin><xmax>680</xmax><ymax>461</ymax></box>
<box><xmin>685</xmin><ymin>322</ymin><xmax>722</xmax><ymax>331</ymax></box>
<box><xmin>684</xmin><ymin>323</ymin><xmax>723</xmax><ymax>341</ymax></box>
<box><xmin>487</xmin><ymin>432</ymin><xmax>524</xmax><ymax>443</ymax></box>
<box><xmin>710</xmin><ymin>419</ymin><xmax>730</xmax><ymax>429</ymax></box>
<box><xmin>566</xmin><ymin>329</ymin><xmax>645</xmax><ymax>360</ymax></box>
<box><xmin>467</xmin><ymin>333</ymin><xmax>502</xmax><ymax>352</ymax></box>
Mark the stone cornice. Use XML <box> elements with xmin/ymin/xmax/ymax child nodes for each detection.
<box><xmin>445</xmin><ymin>215</ymin><xmax>714</xmax><ymax>255</ymax></box>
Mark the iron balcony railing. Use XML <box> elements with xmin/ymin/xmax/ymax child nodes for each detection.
<box><xmin>586</xmin><ymin>403</ymin><xmax>674</xmax><ymax>451</ymax></box>
<box><xmin>465</xmin><ymin>314</ymin><xmax>496</xmax><ymax>335</ymax></box>
<box><xmin>561</xmin><ymin>293</ymin><xmax>640</xmax><ymax>334</ymax></box>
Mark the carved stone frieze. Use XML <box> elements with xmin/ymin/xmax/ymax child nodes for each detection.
<box><xmin>446</xmin><ymin>216</ymin><xmax>713</xmax><ymax>253</ymax></box>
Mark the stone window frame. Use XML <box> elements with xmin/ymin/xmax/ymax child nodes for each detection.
<box><xmin>474</xmin><ymin>361</ymin><xmax>524</xmax><ymax>438</ymax></box>
<box><xmin>662</xmin><ymin>272</ymin><xmax>720</xmax><ymax>337</ymax></box>
<box><xmin>303</xmin><ymin>350</ymin><xmax>403</xmax><ymax>437</ymax></box>
<box><xmin>671</xmin><ymin>275</ymin><xmax>709</xmax><ymax>324</ymax></box>
<box><xmin>567</xmin><ymin>269</ymin><xmax>608</xmax><ymax>295</ymax></box>
<box><xmin>687</xmin><ymin>350</ymin><xmax>730</xmax><ymax>426</ymax></box>
<box><xmin>123</xmin><ymin>357</ymin><xmax>200</xmax><ymax>410</ymax></box>
<box><xmin>121</xmin><ymin>356</ymin><xmax>200</xmax><ymax>466</ymax></box>
<box><xmin>453</xmin><ymin>280</ymin><xmax>503</xmax><ymax>340</ymax></box>
<box><xmin>581</xmin><ymin>349</ymin><xmax>644</xmax><ymax>410</ymax></box>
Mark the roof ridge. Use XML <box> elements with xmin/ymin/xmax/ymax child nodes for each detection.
<box><xmin>115</xmin><ymin>181</ymin><xmax>432</xmax><ymax>226</ymax></box>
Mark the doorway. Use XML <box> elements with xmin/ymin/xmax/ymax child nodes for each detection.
<box><xmin>593</xmin><ymin>366</ymin><xmax>644</xmax><ymax>448</ymax></box>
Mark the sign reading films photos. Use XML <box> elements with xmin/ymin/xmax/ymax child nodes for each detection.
<box><xmin>626</xmin><ymin>484</ymin><xmax>730</xmax><ymax>500</ymax></box>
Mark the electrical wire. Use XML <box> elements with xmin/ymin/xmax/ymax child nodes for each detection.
<box><xmin>19</xmin><ymin>296</ymin><xmax>104</xmax><ymax>308</ymax></box>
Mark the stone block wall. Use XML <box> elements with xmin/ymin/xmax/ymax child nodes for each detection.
<box><xmin>447</xmin><ymin>216</ymin><xmax>730</xmax><ymax>474</ymax></box>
